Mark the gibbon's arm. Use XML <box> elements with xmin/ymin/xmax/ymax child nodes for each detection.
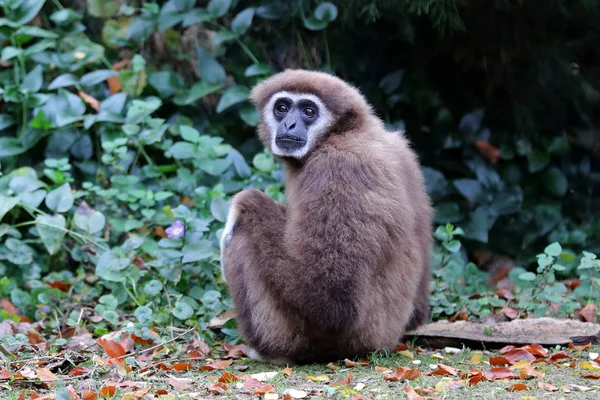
<box><xmin>225</xmin><ymin>156</ymin><xmax>391</xmax><ymax>332</ymax></box>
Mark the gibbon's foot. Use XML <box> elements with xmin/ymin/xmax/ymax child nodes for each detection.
<box><xmin>246</xmin><ymin>347</ymin><xmax>293</xmax><ymax>366</ymax></box>
<box><xmin>219</xmin><ymin>197</ymin><xmax>241</xmax><ymax>283</ymax></box>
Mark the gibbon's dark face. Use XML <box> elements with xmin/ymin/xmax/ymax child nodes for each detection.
<box><xmin>264</xmin><ymin>91</ymin><xmax>334</xmax><ymax>159</ymax></box>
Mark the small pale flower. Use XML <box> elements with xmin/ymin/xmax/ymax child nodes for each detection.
<box><xmin>166</xmin><ymin>220</ymin><xmax>185</xmax><ymax>238</ymax></box>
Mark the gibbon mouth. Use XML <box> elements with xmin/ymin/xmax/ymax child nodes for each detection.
<box><xmin>276</xmin><ymin>134</ymin><xmax>306</xmax><ymax>143</ymax></box>
<box><xmin>275</xmin><ymin>134</ymin><xmax>307</xmax><ymax>150</ymax></box>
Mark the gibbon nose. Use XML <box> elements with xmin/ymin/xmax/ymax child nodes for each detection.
<box><xmin>285</xmin><ymin>120</ymin><xmax>296</xmax><ymax>130</ymax></box>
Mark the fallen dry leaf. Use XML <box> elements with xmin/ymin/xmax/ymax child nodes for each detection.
<box><xmin>305</xmin><ymin>374</ymin><xmax>330</xmax><ymax>382</ymax></box>
<box><xmin>507</xmin><ymin>383</ymin><xmax>530</xmax><ymax>391</ymax></box>
<box><xmin>166</xmin><ymin>375</ymin><xmax>193</xmax><ymax>391</ymax></box>
<box><xmin>200</xmin><ymin>359</ymin><xmax>233</xmax><ymax>370</ymax></box>
<box><xmin>474</xmin><ymin>140</ymin><xmax>501</xmax><ymax>163</ymax></box>
<box><xmin>405</xmin><ymin>384</ymin><xmax>426</xmax><ymax>400</ymax></box>
<box><xmin>502</xmin><ymin>306</ymin><xmax>519</xmax><ymax>319</ymax></box>
<box><xmin>470</xmin><ymin>354</ymin><xmax>482</xmax><ymax>364</ymax></box>
<box><xmin>538</xmin><ymin>381</ymin><xmax>558</xmax><ymax>391</ymax></box>
<box><xmin>384</xmin><ymin>366</ymin><xmax>421</xmax><ymax>381</ymax></box>
<box><xmin>426</xmin><ymin>364</ymin><xmax>460</xmax><ymax>376</ymax></box>
<box><xmin>206</xmin><ymin>383</ymin><xmax>228</xmax><ymax>394</ymax></box>
<box><xmin>68</xmin><ymin>366</ymin><xmax>91</xmax><ymax>377</ymax></box>
<box><xmin>569</xmin><ymin>342</ymin><xmax>592</xmax><ymax>351</ymax></box>
<box><xmin>549</xmin><ymin>352</ymin><xmax>575</xmax><ymax>362</ymax></box>
<box><xmin>482</xmin><ymin>367</ymin><xmax>518</xmax><ymax>381</ymax></box>
<box><xmin>503</xmin><ymin>348</ymin><xmax>536</xmax><ymax>364</ymax></box>
<box><xmin>78</xmin><ymin>92</ymin><xmax>100</xmax><ymax>111</ymax></box>
<box><xmin>522</xmin><ymin>344</ymin><xmax>548</xmax><ymax>357</ymax></box>
<box><xmin>577</xmin><ymin>304</ymin><xmax>596</xmax><ymax>322</ymax></box>
<box><xmin>96</xmin><ymin>338</ymin><xmax>126</xmax><ymax>358</ymax></box>
<box><xmin>580</xmin><ymin>361</ymin><xmax>600</xmax><ymax>371</ymax></box>
<box><xmin>284</xmin><ymin>388</ymin><xmax>308</xmax><ymax>398</ymax></box>
<box><xmin>81</xmin><ymin>390</ymin><xmax>98</xmax><ymax>400</ymax></box>
<box><xmin>218</xmin><ymin>372</ymin><xmax>240</xmax><ymax>383</ymax></box>
<box><xmin>100</xmin><ymin>385</ymin><xmax>116</xmax><ymax>397</ymax></box>
<box><xmin>170</xmin><ymin>362</ymin><xmax>193</xmax><ymax>372</ymax></box>
<box><xmin>280</xmin><ymin>367</ymin><xmax>292</xmax><ymax>376</ymax></box>
<box><xmin>495</xmin><ymin>288</ymin><xmax>515</xmax><ymax>300</ymax></box>
<box><xmin>253</xmin><ymin>384</ymin><xmax>276</xmax><ymax>395</ymax></box>
<box><xmin>344</xmin><ymin>358</ymin><xmax>369</xmax><ymax>367</ymax></box>
<box><xmin>375</xmin><ymin>366</ymin><xmax>393</xmax><ymax>373</ymax></box>
<box><xmin>516</xmin><ymin>362</ymin><xmax>544</xmax><ymax>379</ymax></box>
<box><xmin>489</xmin><ymin>356</ymin><xmax>510</xmax><ymax>366</ymax></box>
<box><xmin>36</xmin><ymin>368</ymin><xmax>58</xmax><ymax>382</ymax></box>
<box><xmin>579</xmin><ymin>372</ymin><xmax>600</xmax><ymax>379</ymax></box>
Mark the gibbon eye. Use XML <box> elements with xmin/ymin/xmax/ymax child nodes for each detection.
<box><xmin>303</xmin><ymin>108</ymin><xmax>315</xmax><ymax>117</ymax></box>
<box><xmin>276</xmin><ymin>104</ymin><xmax>289</xmax><ymax>113</ymax></box>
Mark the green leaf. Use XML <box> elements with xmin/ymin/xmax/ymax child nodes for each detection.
<box><xmin>168</xmin><ymin>142</ymin><xmax>197</xmax><ymax>159</ymax></box>
<box><xmin>443</xmin><ymin>240</ymin><xmax>461</xmax><ymax>253</ymax></box>
<box><xmin>214</xmin><ymin>29</ymin><xmax>238</xmax><ymax>45</ymax></box>
<box><xmin>216</xmin><ymin>85</ymin><xmax>250</xmax><ymax>113</ymax></box>
<box><xmin>0</xmin><ymin>114</ymin><xmax>16</xmax><ymax>131</ymax></box>
<box><xmin>124</xmin><ymin>219</ymin><xmax>144</xmax><ymax>232</ymax></box>
<box><xmin>182</xmin><ymin>240</ymin><xmax>214</xmax><ymax>263</ymax></box>
<box><xmin>244</xmin><ymin>63</ymin><xmax>272</xmax><ymax>77</ymax></box>
<box><xmin>1</xmin><ymin>46</ymin><xmax>24</xmax><ymax>61</ymax></box>
<box><xmin>11</xmin><ymin>0</ymin><xmax>46</xmax><ymax>25</ymax></box>
<box><xmin>179</xmin><ymin>126</ymin><xmax>200</xmax><ymax>143</ymax></box>
<box><xmin>36</xmin><ymin>214</ymin><xmax>66</xmax><ymax>256</ymax></box>
<box><xmin>0</xmin><ymin>137</ymin><xmax>26</xmax><ymax>157</ymax></box>
<box><xmin>544</xmin><ymin>242</ymin><xmax>562</xmax><ymax>257</ymax></box>
<box><xmin>148</xmin><ymin>71</ymin><xmax>183</xmax><ymax>98</ymax></box>
<box><xmin>253</xmin><ymin>153</ymin><xmax>274</xmax><ymax>172</ymax></box>
<box><xmin>207</xmin><ymin>0</ymin><xmax>232</xmax><ymax>17</ymax></box>
<box><xmin>45</xmin><ymin>183</ymin><xmax>74</xmax><ymax>213</ymax></box>
<box><xmin>197</xmin><ymin>158</ymin><xmax>232</xmax><ymax>175</ymax></box>
<box><xmin>135</xmin><ymin>306</ymin><xmax>153</xmax><ymax>324</ymax></box>
<box><xmin>80</xmin><ymin>69</ymin><xmax>117</xmax><ymax>87</ymax></box>
<box><xmin>314</xmin><ymin>2</ymin><xmax>338</xmax><ymax>22</ymax></box>
<box><xmin>5</xmin><ymin>238</ymin><xmax>34</xmax><ymax>265</ymax></box>
<box><xmin>0</xmin><ymin>195</ymin><xmax>20</xmax><ymax>222</ymax></box>
<box><xmin>210</xmin><ymin>196</ymin><xmax>229</xmax><ymax>222</ymax></box>
<box><xmin>48</xmin><ymin>74</ymin><xmax>79</xmax><ymax>90</ymax></box>
<box><xmin>182</xmin><ymin>8</ymin><xmax>213</xmax><ymax>26</ymax></box>
<box><xmin>144</xmin><ymin>280</ymin><xmax>162</xmax><ymax>296</ymax></box>
<box><xmin>173</xmin><ymin>81</ymin><xmax>222</xmax><ymax>105</ymax></box>
<box><xmin>88</xmin><ymin>0</ymin><xmax>120</xmax><ymax>18</ymax></box>
<box><xmin>542</xmin><ymin>167</ymin><xmax>567</xmax><ymax>196</ymax></box>
<box><xmin>172</xmin><ymin>301</ymin><xmax>194</xmax><ymax>320</ymax></box>
<box><xmin>21</xmin><ymin>65</ymin><xmax>44</xmax><ymax>93</ymax></box>
<box><xmin>453</xmin><ymin>179</ymin><xmax>482</xmax><ymax>203</ymax></box>
<box><xmin>303</xmin><ymin>16</ymin><xmax>328</xmax><ymax>31</ymax></box>
<box><xmin>518</xmin><ymin>272</ymin><xmax>537</xmax><ymax>281</ymax></box>
<box><xmin>232</xmin><ymin>8</ymin><xmax>255</xmax><ymax>34</ymax></box>
<box><xmin>15</xmin><ymin>26</ymin><xmax>59</xmax><ymax>40</ymax></box>
<box><xmin>30</xmin><ymin>109</ymin><xmax>51</xmax><ymax>130</ymax></box>
<box><xmin>238</xmin><ymin>105</ymin><xmax>260</xmax><ymax>126</ymax></box>
<box><xmin>527</xmin><ymin>150</ymin><xmax>549</xmax><ymax>173</ymax></box>
<box><xmin>196</xmin><ymin>46</ymin><xmax>226</xmax><ymax>84</ymax></box>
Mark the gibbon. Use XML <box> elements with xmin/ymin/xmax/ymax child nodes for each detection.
<box><xmin>219</xmin><ymin>69</ymin><xmax>433</xmax><ymax>365</ymax></box>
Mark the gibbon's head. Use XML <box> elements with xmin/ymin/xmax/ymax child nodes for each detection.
<box><xmin>249</xmin><ymin>69</ymin><xmax>374</xmax><ymax>160</ymax></box>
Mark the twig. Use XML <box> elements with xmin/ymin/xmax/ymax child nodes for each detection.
<box><xmin>118</xmin><ymin>327</ymin><xmax>196</xmax><ymax>359</ymax></box>
<box><xmin>0</xmin><ymin>343</ymin><xmax>15</xmax><ymax>361</ymax></box>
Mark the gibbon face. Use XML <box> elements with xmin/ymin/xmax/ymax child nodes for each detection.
<box><xmin>263</xmin><ymin>91</ymin><xmax>334</xmax><ymax>159</ymax></box>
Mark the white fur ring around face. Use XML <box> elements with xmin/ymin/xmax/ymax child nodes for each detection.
<box><xmin>219</xmin><ymin>200</ymin><xmax>240</xmax><ymax>284</ymax></box>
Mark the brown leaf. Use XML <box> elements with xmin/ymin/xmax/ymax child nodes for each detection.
<box><xmin>106</xmin><ymin>75</ymin><xmax>122</xmax><ymax>95</ymax></box>
<box><xmin>577</xmin><ymin>304</ymin><xmax>596</xmax><ymax>322</ymax></box>
<box><xmin>580</xmin><ymin>372</ymin><xmax>600</xmax><ymax>379</ymax></box>
<box><xmin>100</xmin><ymin>385</ymin><xmax>116</xmax><ymax>398</ymax></box>
<box><xmin>569</xmin><ymin>342</ymin><xmax>592</xmax><ymax>351</ymax></box>
<box><xmin>223</xmin><ymin>342</ymin><xmax>248</xmax><ymax>359</ymax></box>
<box><xmin>81</xmin><ymin>390</ymin><xmax>98</xmax><ymax>400</ymax></box>
<box><xmin>517</xmin><ymin>362</ymin><xmax>544</xmax><ymax>379</ymax></box>
<box><xmin>45</xmin><ymin>281</ymin><xmax>72</xmax><ymax>292</ymax></box>
<box><xmin>253</xmin><ymin>384</ymin><xmax>275</xmax><ymax>395</ymax></box>
<box><xmin>495</xmin><ymin>288</ymin><xmax>515</xmax><ymax>300</ymax></box>
<box><xmin>155</xmin><ymin>390</ymin><xmax>168</xmax><ymax>396</ymax></box>
<box><xmin>375</xmin><ymin>366</ymin><xmax>393</xmax><ymax>373</ymax></box>
<box><xmin>538</xmin><ymin>381</ymin><xmax>558</xmax><ymax>391</ymax></box>
<box><xmin>384</xmin><ymin>366</ymin><xmax>421</xmax><ymax>381</ymax></box>
<box><xmin>0</xmin><ymin>299</ymin><xmax>19</xmax><ymax>315</ymax></box>
<box><xmin>200</xmin><ymin>359</ymin><xmax>233</xmax><ymax>370</ymax></box>
<box><xmin>206</xmin><ymin>383</ymin><xmax>228</xmax><ymax>394</ymax></box>
<box><xmin>78</xmin><ymin>92</ymin><xmax>100</xmax><ymax>111</ymax></box>
<box><xmin>344</xmin><ymin>358</ymin><xmax>369</xmax><ymax>367</ymax></box>
<box><xmin>165</xmin><ymin>376</ymin><xmax>193</xmax><ymax>391</ymax></box>
<box><xmin>563</xmin><ymin>279</ymin><xmax>581</xmax><ymax>289</ymax></box>
<box><xmin>169</xmin><ymin>362</ymin><xmax>193</xmax><ymax>372</ymax></box>
<box><xmin>242</xmin><ymin>378</ymin><xmax>264</xmax><ymax>390</ymax></box>
<box><xmin>426</xmin><ymin>364</ymin><xmax>460</xmax><ymax>376</ymax></box>
<box><xmin>36</xmin><ymin>368</ymin><xmax>57</xmax><ymax>382</ymax></box>
<box><xmin>122</xmin><ymin>388</ymin><xmax>152</xmax><ymax>400</ymax></box>
<box><xmin>503</xmin><ymin>348</ymin><xmax>536</xmax><ymax>364</ymax></box>
<box><xmin>502</xmin><ymin>306</ymin><xmax>519</xmax><ymax>319</ymax></box>
<box><xmin>507</xmin><ymin>383</ymin><xmax>530</xmax><ymax>391</ymax></box>
<box><xmin>483</xmin><ymin>367</ymin><xmax>518</xmax><ymax>381</ymax></box>
<box><xmin>96</xmin><ymin>338</ymin><xmax>126</xmax><ymax>358</ymax></box>
<box><xmin>474</xmin><ymin>140</ymin><xmax>501</xmax><ymax>163</ymax></box>
<box><xmin>521</xmin><ymin>344</ymin><xmax>548</xmax><ymax>357</ymax></box>
<box><xmin>280</xmin><ymin>367</ymin><xmax>292</xmax><ymax>376</ymax></box>
<box><xmin>405</xmin><ymin>384</ymin><xmax>426</xmax><ymax>400</ymax></box>
<box><xmin>0</xmin><ymin>369</ymin><xmax>11</xmax><ymax>379</ymax></box>
<box><xmin>489</xmin><ymin>356</ymin><xmax>510</xmax><ymax>366</ymax></box>
<box><xmin>549</xmin><ymin>352</ymin><xmax>575</xmax><ymax>362</ymax></box>
<box><xmin>68</xmin><ymin>366</ymin><xmax>91</xmax><ymax>377</ymax></box>
<box><xmin>394</xmin><ymin>343</ymin><xmax>409</xmax><ymax>352</ymax></box>
<box><xmin>218</xmin><ymin>372</ymin><xmax>239</xmax><ymax>383</ymax></box>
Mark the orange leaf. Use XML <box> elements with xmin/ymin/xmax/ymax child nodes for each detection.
<box><xmin>483</xmin><ymin>367</ymin><xmax>518</xmax><ymax>381</ymax></box>
<box><xmin>522</xmin><ymin>344</ymin><xmax>548</xmax><ymax>358</ymax></box>
<box><xmin>502</xmin><ymin>306</ymin><xmax>519</xmax><ymax>319</ymax></box>
<box><xmin>242</xmin><ymin>378</ymin><xmax>263</xmax><ymax>390</ymax></box>
<box><xmin>81</xmin><ymin>390</ymin><xmax>97</xmax><ymax>400</ymax></box>
<box><xmin>0</xmin><ymin>369</ymin><xmax>11</xmax><ymax>379</ymax></box>
<box><xmin>489</xmin><ymin>356</ymin><xmax>510</xmax><ymax>366</ymax></box>
<box><xmin>495</xmin><ymin>288</ymin><xmax>515</xmax><ymax>300</ymax></box>
<box><xmin>170</xmin><ymin>362</ymin><xmax>193</xmax><ymax>372</ymax></box>
<box><xmin>569</xmin><ymin>342</ymin><xmax>592</xmax><ymax>351</ymax></box>
<box><xmin>0</xmin><ymin>299</ymin><xmax>19</xmax><ymax>315</ymax></box>
<box><xmin>507</xmin><ymin>383</ymin><xmax>530</xmax><ymax>391</ymax></box>
<box><xmin>200</xmin><ymin>359</ymin><xmax>233</xmax><ymax>370</ymax></box>
<box><xmin>344</xmin><ymin>358</ymin><xmax>369</xmax><ymax>367</ymax></box>
<box><xmin>394</xmin><ymin>344</ymin><xmax>409</xmax><ymax>352</ymax></box>
<box><xmin>96</xmin><ymin>338</ymin><xmax>126</xmax><ymax>358</ymax></box>
<box><xmin>538</xmin><ymin>381</ymin><xmax>558</xmax><ymax>391</ymax></box>
<box><xmin>549</xmin><ymin>352</ymin><xmax>575</xmax><ymax>362</ymax></box>
<box><xmin>375</xmin><ymin>366</ymin><xmax>393</xmax><ymax>373</ymax></box>
<box><xmin>78</xmin><ymin>92</ymin><xmax>100</xmax><ymax>111</ymax></box>
<box><xmin>384</xmin><ymin>366</ymin><xmax>421</xmax><ymax>381</ymax></box>
<box><xmin>36</xmin><ymin>368</ymin><xmax>57</xmax><ymax>382</ymax></box>
<box><xmin>155</xmin><ymin>390</ymin><xmax>168</xmax><ymax>396</ymax></box>
<box><xmin>518</xmin><ymin>362</ymin><xmax>544</xmax><ymax>379</ymax></box>
<box><xmin>253</xmin><ymin>384</ymin><xmax>275</xmax><ymax>395</ymax></box>
<box><xmin>580</xmin><ymin>372</ymin><xmax>600</xmax><ymax>379</ymax></box>
<box><xmin>577</xmin><ymin>304</ymin><xmax>596</xmax><ymax>322</ymax></box>
<box><xmin>100</xmin><ymin>385</ymin><xmax>116</xmax><ymax>397</ymax></box>
<box><xmin>474</xmin><ymin>140</ymin><xmax>501</xmax><ymax>163</ymax></box>
<box><xmin>68</xmin><ymin>366</ymin><xmax>91</xmax><ymax>376</ymax></box>
<box><xmin>280</xmin><ymin>367</ymin><xmax>292</xmax><ymax>376</ymax></box>
<box><xmin>45</xmin><ymin>281</ymin><xmax>72</xmax><ymax>292</ymax></box>
<box><xmin>106</xmin><ymin>76</ymin><xmax>122</xmax><ymax>94</ymax></box>
<box><xmin>206</xmin><ymin>383</ymin><xmax>228</xmax><ymax>394</ymax></box>
<box><xmin>426</xmin><ymin>364</ymin><xmax>459</xmax><ymax>376</ymax></box>
<box><xmin>218</xmin><ymin>372</ymin><xmax>239</xmax><ymax>383</ymax></box>
<box><xmin>405</xmin><ymin>384</ymin><xmax>426</xmax><ymax>400</ymax></box>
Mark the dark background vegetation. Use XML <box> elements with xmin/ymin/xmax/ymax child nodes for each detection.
<box><xmin>0</xmin><ymin>0</ymin><xmax>599</xmax><ymax>340</ymax></box>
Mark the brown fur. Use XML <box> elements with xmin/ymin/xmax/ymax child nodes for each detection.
<box><xmin>221</xmin><ymin>69</ymin><xmax>433</xmax><ymax>364</ymax></box>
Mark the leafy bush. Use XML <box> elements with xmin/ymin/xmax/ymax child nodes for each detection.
<box><xmin>1</xmin><ymin>0</ymin><xmax>599</xmax><ymax>337</ymax></box>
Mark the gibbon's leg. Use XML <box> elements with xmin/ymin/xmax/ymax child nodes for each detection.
<box><xmin>220</xmin><ymin>189</ymin><xmax>295</xmax><ymax>363</ymax></box>
<box><xmin>404</xmin><ymin>266</ymin><xmax>431</xmax><ymax>332</ymax></box>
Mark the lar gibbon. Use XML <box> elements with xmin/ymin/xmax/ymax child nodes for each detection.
<box><xmin>219</xmin><ymin>69</ymin><xmax>432</xmax><ymax>364</ymax></box>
